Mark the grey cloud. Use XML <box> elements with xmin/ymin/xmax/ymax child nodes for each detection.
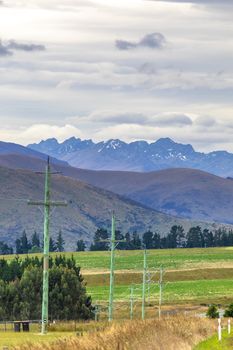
<box><xmin>152</xmin><ymin>114</ymin><xmax>193</xmax><ymax>127</ymax></box>
<box><xmin>195</xmin><ymin>116</ymin><xmax>216</xmax><ymax>127</ymax></box>
<box><xmin>0</xmin><ymin>42</ymin><xmax>12</xmax><ymax>56</ymax></box>
<box><xmin>80</xmin><ymin>112</ymin><xmax>148</xmax><ymax>125</ymax></box>
<box><xmin>7</xmin><ymin>40</ymin><xmax>45</xmax><ymax>52</ymax></box>
<box><xmin>101</xmin><ymin>113</ymin><xmax>147</xmax><ymax>125</ymax></box>
<box><xmin>0</xmin><ymin>39</ymin><xmax>45</xmax><ymax>57</ymax></box>
<box><xmin>116</xmin><ymin>32</ymin><xmax>166</xmax><ymax>51</ymax></box>
<box><xmin>115</xmin><ymin>40</ymin><xmax>136</xmax><ymax>50</ymax></box>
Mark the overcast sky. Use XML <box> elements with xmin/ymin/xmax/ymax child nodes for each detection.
<box><xmin>0</xmin><ymin>0</ymin><xmax>233</xmax><ymax>152</ymax></box>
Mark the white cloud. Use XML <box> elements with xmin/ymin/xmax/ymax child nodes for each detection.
<box><xmin>0</xmin><ymin>0</ymin><xmax>232</xmax><ymax>153</ymax></box>
<box><xmin>0</xmin><ymin>124</ymin><xmax>82</xmax><ymax>145</ymax></box>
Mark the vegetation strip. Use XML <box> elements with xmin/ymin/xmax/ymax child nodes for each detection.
<box><xmin>194</xmin><ymin>330</ymin><xmax>233</xmax><ymax>350</ymax></box>
<box><xmin>12</xmin><ymin>316</ymin><xmax>215</xmax><ymax>350</ymax></box>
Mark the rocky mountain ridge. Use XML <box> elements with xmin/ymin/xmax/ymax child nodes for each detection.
<box><xmin>28</xmin><ymin>137</ymin><xmax>233</xmax><ymax>176</ymax></box>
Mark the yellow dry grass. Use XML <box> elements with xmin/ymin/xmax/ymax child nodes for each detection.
<box><xmin>13</xmin><ymin>316</ymin><xmax>215</xmax><ymax>350</ymax></box>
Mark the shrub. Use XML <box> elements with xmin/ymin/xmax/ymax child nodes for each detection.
<box><xmin>224</xmin><ymin>303</ymin><xmax>233</xmax><ymax>317</ymax></box>
<box><xmin>206</xmin><ymin>305</ymin><xmax>219</xmax><ymax>319</ymax></box>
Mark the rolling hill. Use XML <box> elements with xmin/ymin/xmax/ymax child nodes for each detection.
<box><xmin>0</xmin><ymin>165</ymin><xmax>209</xmax><ymax>250</ymax></box>
<box><xmin>55</xmin><ymin>167</ymin><xmax>233</xmax><ymax>225</ymax></box>
<box><xmin>2</xmin><ymin>154</ymin><xmax>233</xmax><ymax>225</ymax></box>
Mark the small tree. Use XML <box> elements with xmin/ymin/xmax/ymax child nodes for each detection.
<box><xmin>206</xmin><ymin>305</ymin><xmax>219</xmax><ymax>319</ymax></box>
<box><xmin>224</xmin><ymin>303</ymin><xmax>233</xmax><ymax>317</ymax></box>
<box><xmin>56</xmin><ymin>230</ymin><xmax>65</xmax><ymax>252</ymax></box>
<box><xmin>31</xmin><ymin>231</ymin><xmax>40</xmax><ymax>248</ymax></box>
<box><xmin>90</xmin><ymin>228</ymin><xmax>109</xmax><ymax>251</ymax></box>
<box><xmin>49</xmin><ymin>237</ymin><xmax>56</xmax><ymax>252</ymax></box>
<box><xmin>76</xmin><ymin>240</ymin><xmax>86</xmax><ymax>252</ymax></box>
<box><xmin>142</xmin><ymin>231</ymin><xmax>154</xmax><ymax>249</ymax></box>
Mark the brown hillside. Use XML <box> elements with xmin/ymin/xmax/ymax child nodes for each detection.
<box><xmin>1</xmin><ymin>155</ymin><xmax>233</xmax><ymax>225</ymax></box>
<box><xmin>0</xmin><ymin>165</ymin><xmax>207</xmax><ymax>250</ymax></box>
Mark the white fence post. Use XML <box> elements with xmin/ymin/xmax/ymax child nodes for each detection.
<box><xmin>218</xmin><ymin>318</ymin><xmax>222</xmax><ymax>341</ymax></box>
<box><xmin>228</xmin><ymin>319</ymin><xmax>231</xmax><ymax>335</ymax></box>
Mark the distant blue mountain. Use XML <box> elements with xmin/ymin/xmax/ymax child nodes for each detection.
<box><xmin>28</xmin><ymin>137</ymin><xmax>233</xmax><ymax>177</ymax></box>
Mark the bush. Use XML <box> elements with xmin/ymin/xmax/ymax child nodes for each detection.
<box><xmin>224</xmin><ymin>303</ymin><xmax>233</xmax><ymax>317</ymax></box>
<box><xmin>206</xmin><ymin>305</ymin><xmax>219</xmax><ymax>319</ymax></box>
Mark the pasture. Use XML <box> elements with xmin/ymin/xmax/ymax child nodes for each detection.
<box><xmin>0</xmin><ymin>247</ymin><xmax>233</xmax><ymax>348</ymax></box>
<box><xmin>2</xmin><ymin>247</ymin><xmax>233</xmax><ymax>311</ymax></box>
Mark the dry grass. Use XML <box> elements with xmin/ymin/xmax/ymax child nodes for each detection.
<box><xmin>13</xmin><ymin>316</ymin><xmax>215</xmax><ymax>350</ymax></box>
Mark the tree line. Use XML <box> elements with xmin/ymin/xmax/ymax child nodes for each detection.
<box><xmin>0</xmin><ymin>225</ymin><xmax>233</xmax><ymax>255</ymax></box>
<box><xmin>0</xmin><ymin>255</ymin><xmax>93</xmax><ymax>321</ymax></box>
<box><xmin>84</xmin><ymin>225</ymin><xmax>233</xmax><ymax>251</ymax></box>
<box><xmin>0</xmin><ymin>230</ymin><xmax>65</xmax><ymax>255</ymax></box>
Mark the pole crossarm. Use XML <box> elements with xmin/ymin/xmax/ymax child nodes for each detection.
<box><xmin>28</xmin><ymin>200</ymin><xmax>67</xmax><ymax>206</ymax></box>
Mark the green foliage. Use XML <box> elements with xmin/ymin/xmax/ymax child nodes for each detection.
<box><xmin>0</xmin><ymin>242</ymin><xmax>13</xmax><ymax>255</ymax></box>
<box><xmin>224</xmin><ymin>303</ymin><xmax>233</xmax><ymax>317</ymax></box>
<box><xmin>143</xmin><ymin>231</ymin><xmax>154</xmax><ymax>249</ymax></box>
<box><xmin>206</xmin><ymin>305</ymin><xmax>219</xmax><ymax>319</ymax></box>
<box><xmin>76</xmin><ymin>240</ymin><xmax>86</xmax><ymax>252</ymax></box>
<box><xmin>0</xmin><ymin>255</ymin><xmax>93</xmax><ymax>321</ymax></box>
<box><xmin>56</xmin><ymin>230</ymin><xmax>65</xmax><ymax>252</ymax></box>
<box><xmin>49</xmin><ymin>237</ymin><xmax>56</xmax><ymax>252</ymax></box>
<box><xmin>31</xmin><ymin>231</ymin><xmax>40</xmax><ymax>249</ymax></box>
<box><xmin>90</xmin><ymin>228</ymin><xmax>109</xmax><ymax>251</ymax></box>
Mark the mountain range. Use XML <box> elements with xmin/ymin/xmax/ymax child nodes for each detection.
<box><xmin>0</xmin><ymin>138</ymin><xmax>233</xmax><ymax>246</ymax></box>
<box><xmin>28</xmin><ymin>137</ymin><xmax>233</xmax><ymax>177</ymax></box>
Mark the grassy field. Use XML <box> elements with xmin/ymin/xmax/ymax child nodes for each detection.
<box><xmin>0</xmin><ymin>247</ymin><xmax>232</xmax><ymax>348</ymax></box>
<box><xmin>64</xmin><ymin>247</ymin><xmax>233</xmax><ymax>271</ymax></box>
<box><xmin>3</xmin><ymin>247</ymin><xmax>233</xmax><ymax>271</ymax></box>
<box><xmin>0</xmin><ymin>331</ymin><xmax>74</xmax><ymax>348</ymax></box>
<box><xmin>69</xmin><ymin>247</ymin><xmax>233</xmax><ymax>307</ymax></box>
<box><xmin>2</xmin><ymin>247</ymin><xmax>233</xmax><ymax>313</ymax></box>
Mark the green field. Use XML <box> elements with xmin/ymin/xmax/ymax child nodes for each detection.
<box><xmin>0</xmin><ymin>247</ymin><xmax>233</xmax><ymax>348</ymax></box>
<box><xmin>2</xmin><ymin>247</ymin><xmax>233</xmax><ymax>307</ymax></box>
<box><xmin>0</xmin><ymin>331</ymin><xmax>74</xmax><ymax>348</ymax></box>
<box><xmin>70</xmin><ymin>247</ymin><xmax>233</xmax><ymax>305</ymax></box>
<box><xmin>63</xmin><ymin>247</ymin><xmax>233</xmax><ymax>271</ymax></box>
<box><xmin>4</xmin><ymin>247</ymin><xmax>233</xmax><ymax>271</ymax></box>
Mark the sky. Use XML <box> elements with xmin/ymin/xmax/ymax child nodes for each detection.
<box><xmin>0</xmin><ymin>0</ymin><xmax>233</xmax><ymax>152</ymax></box>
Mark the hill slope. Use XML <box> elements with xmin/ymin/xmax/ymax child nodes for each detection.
<box><xmin>0</xmin><ymin>140</ymin><xmax>68</xmax><ymax>166</ymax></box>
<box><xmin>64</xmin><ymin>168</ymin><xmax>233</xmax><ymax>224</ymax></box>
<box><xmin>2</xmin><ymin>155</ymin><xmax>233</xmax><ymax>225</ymax></box>
<box><xmin>0</xmin><ymin>166</ymin><xmax>208</xmax><ymax>250</ymax></box>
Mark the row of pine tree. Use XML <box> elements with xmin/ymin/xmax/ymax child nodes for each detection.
<box><xmin>0</xmin><ymin>225</ymin><xmax>232</xmax><ymax>254</ymax></box>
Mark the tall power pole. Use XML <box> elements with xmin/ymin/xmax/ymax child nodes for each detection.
<box><xmin>142</xmin><ymin>249</ymin><xmax>147</xmax><ymax>320</ymax></box>
<box><xmin>158</xmin><ymin>267</ymin><xmax>165</xmax><ymax>320</ymax></box>
<box><xmin>102</xmin><ymin>212</ymin><xmax>125</xmax><ymax>321</ymax></box>
<box><xmin>109</xmin><ymin>213</ymin><xmax>116</xmax><ymax>322</ymax></box>
<box><xmin>28</xmin><ymin>158</ymin><xmax>67</xmax><ymax>334</ymax></box>
<box><xmin>130</xmin><ymin>285</ymin><xmax>134</xmax><ymax>320</ymax></box>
